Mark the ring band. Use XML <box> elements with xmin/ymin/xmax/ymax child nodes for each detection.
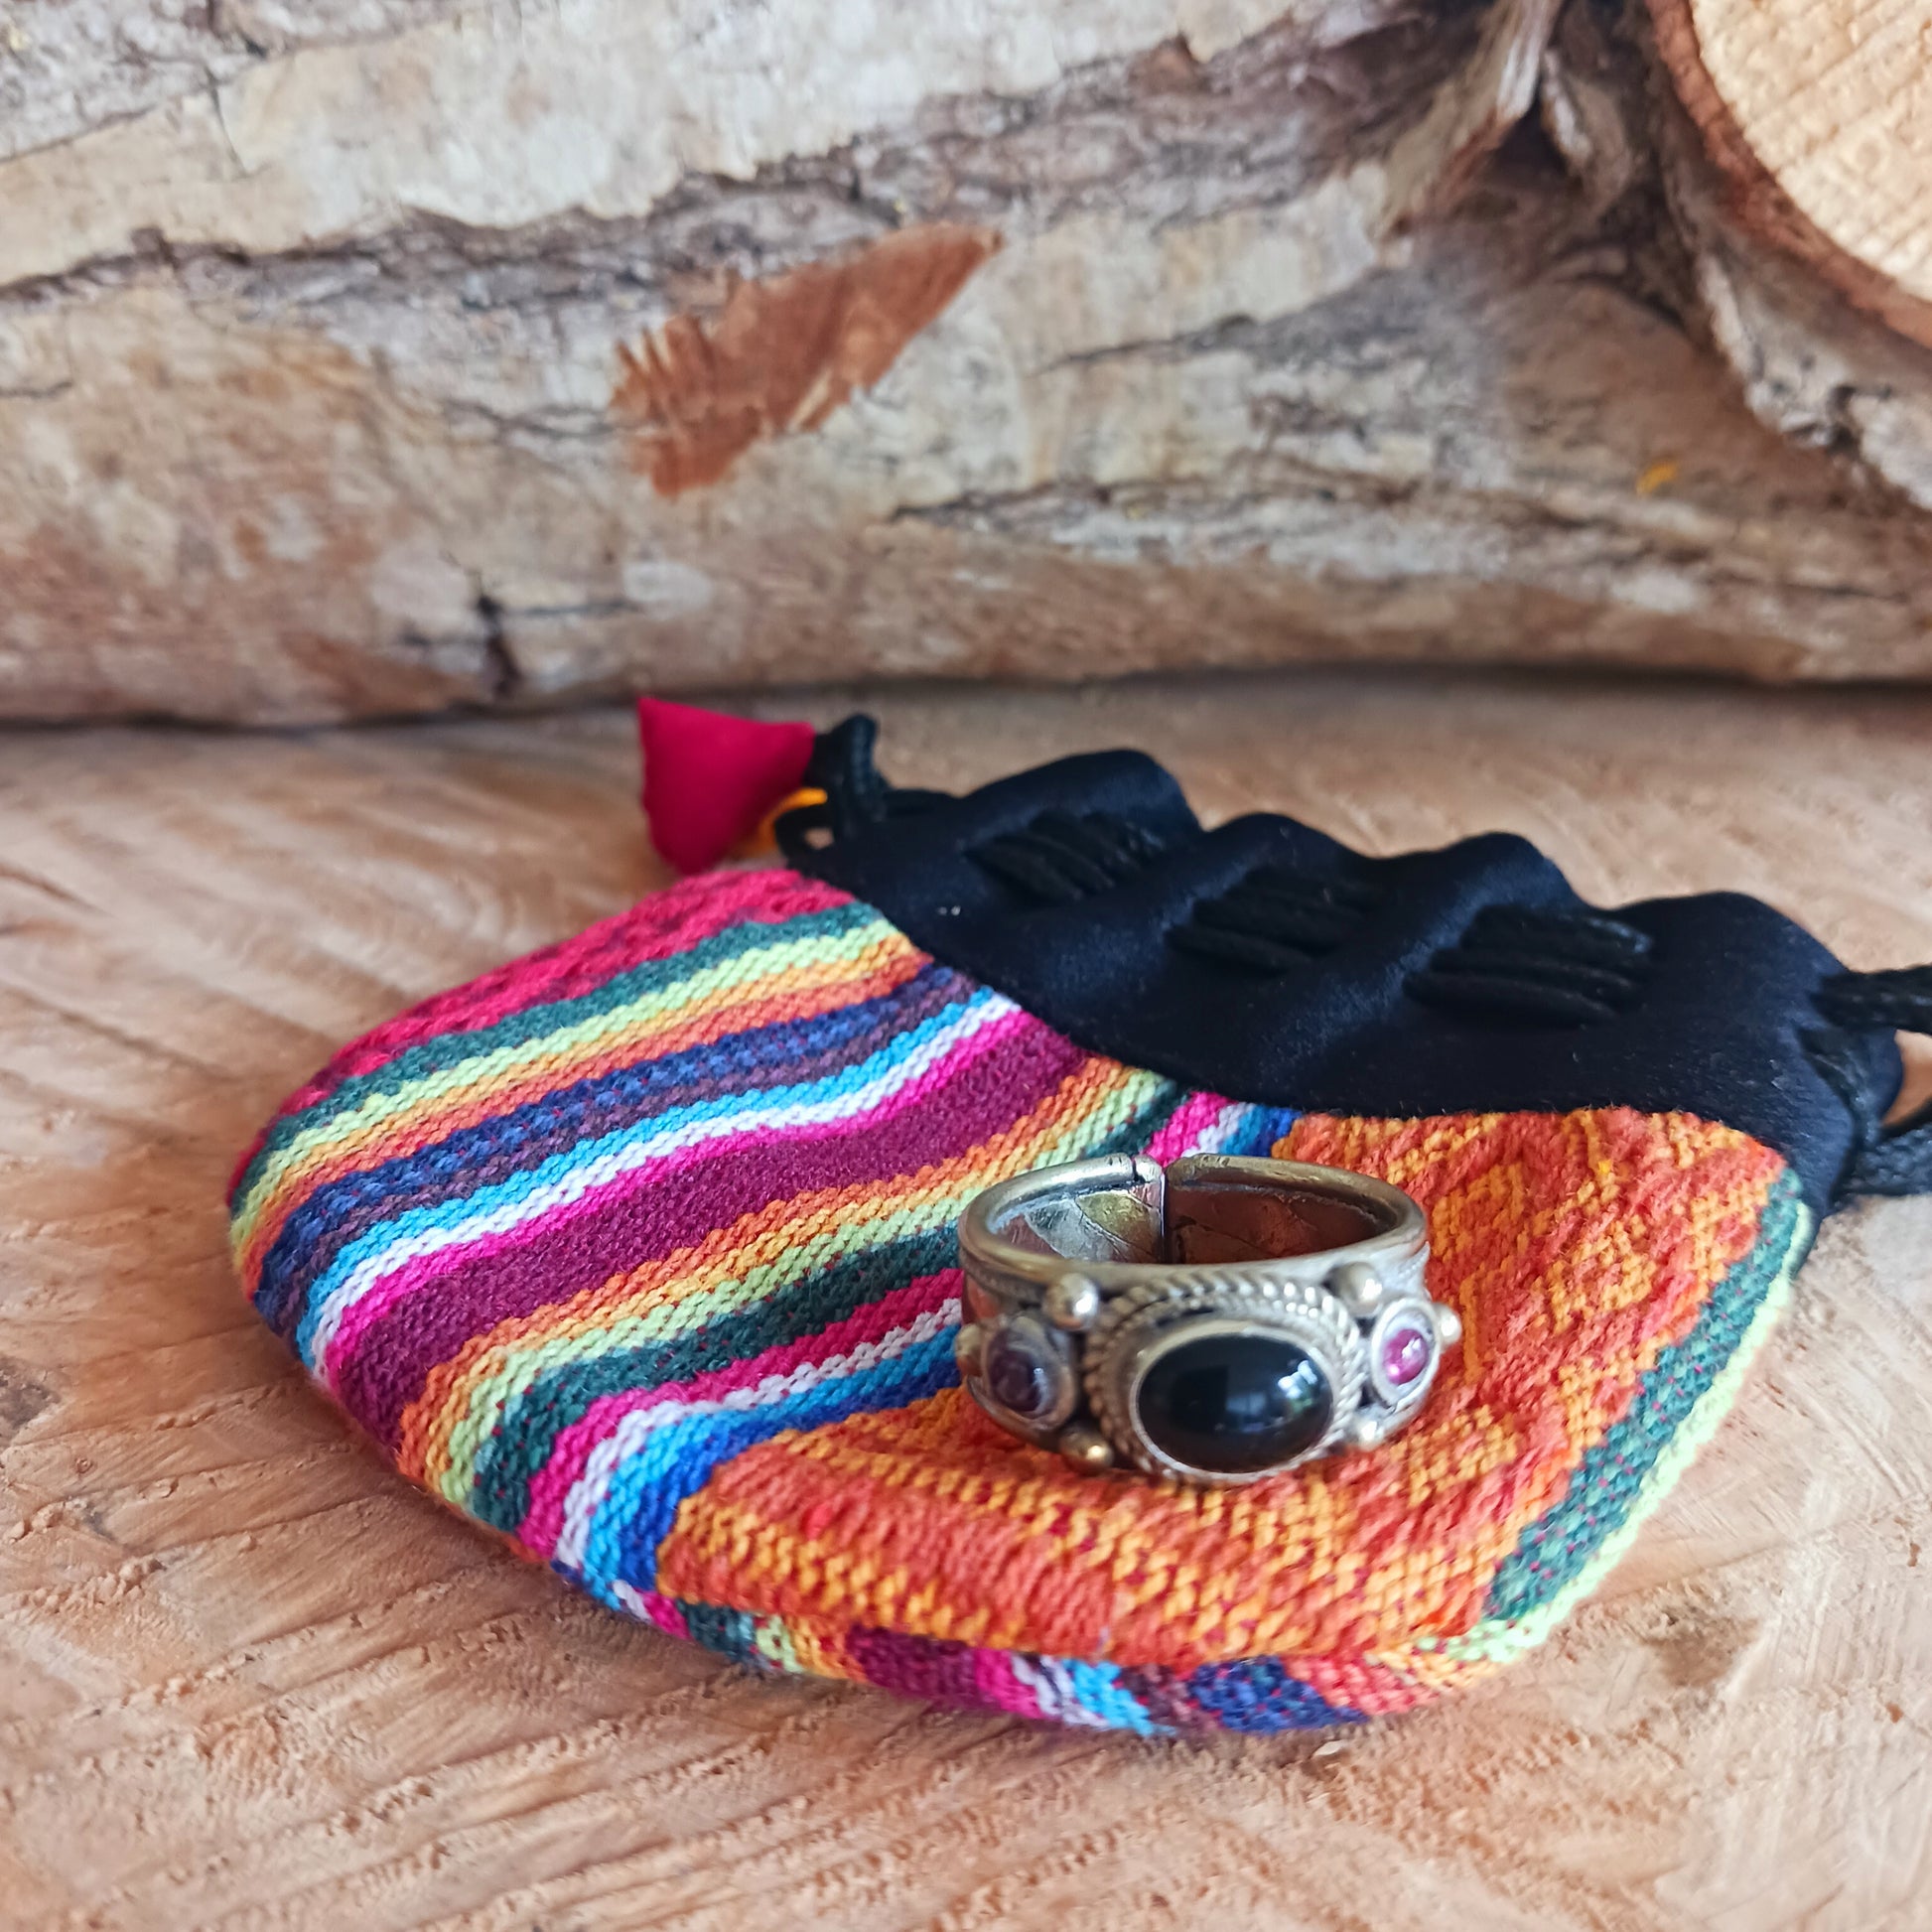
<box><xmin>956</xmin><ymin>1153</ymin><xmax>1455</xmax><ymax>1485</ymax></box>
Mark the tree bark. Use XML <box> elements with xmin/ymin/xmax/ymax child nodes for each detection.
<box><xmin>2</xmin><ymin>0</ymin><xmax>1929</xmax><ymax>723</ymax></box>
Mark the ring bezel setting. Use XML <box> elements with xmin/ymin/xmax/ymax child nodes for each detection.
<box><xmin>958</xmin><ymin>1153</ymin><xmax>1455</xmax><ymax>1485</ymax></box>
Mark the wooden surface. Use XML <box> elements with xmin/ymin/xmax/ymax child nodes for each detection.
<box><xmin>2</xmin><ymin>673</ymin><xmax>1930</xmax><ymax>1931</ymax></box>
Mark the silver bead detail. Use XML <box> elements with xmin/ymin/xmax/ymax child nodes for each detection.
<box><xmin>1328</xmin><ymin>1261</ymin><xmax>1384</xmax><ymax>1318</ymax></box>
<box><xmin>1345</xmin><ymin>1410</ymin><xmax>1392</xmax><ymax>1451</ymax></box>
<box><xmin>1431</xmin><ymin>1301</ymin><xmax>1463</xmax><ymax>1347</ymax></box>
<box><xmin>953</xmin><ymin>1321</ymin><xmax>986</xmax><ymax>1377</ymax></box>
<box><xmin>1044</xmin><ymin>1272</ymin><xmax>1102</xmax><ymax>1332</ymax></box>
<box><xmin>1057</xmin><ymin>1424</ymin><xmax>1115</xmax><ymax>1472</ymax></box>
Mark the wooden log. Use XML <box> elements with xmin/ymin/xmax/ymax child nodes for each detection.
<box><xmin>1645</xmin><ymin>0</ymin><xmax>1932</xmax><ymax>352</ymax></box>
<box><xmin>3</xmin><ymin>0</ymin><xmax>1931</xmax><ymax>722</ymax></box>
<box><xmin>1</xmin><ymin>676</ymin><xmax>1929</xmax><ymax>1926</ymax></box>
<box><xmin>1571</xmin><ymin>0</ymin><xmax>1932</xmax><ymax>513</ymax></box>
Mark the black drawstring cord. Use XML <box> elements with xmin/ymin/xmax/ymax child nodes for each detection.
<box><xmin>1406</xmin><ymin>904</ymin><xmax>1653</xmax><ymax>1027</ymax></box>
<box><xmin>966</xmin><ymin>813</ymin><xmax>1662</xmax><ymax>1027</ymax></box>
<box><xmin>774</xmin><ymin>715</ymin><xmax>948</xmax><ymax>864</ymax></box>
<box><xmin>1170</xmin><ymin>867</ymin><xmax>1383</xmax><ymax>974</ymax></box>
<box><xmin>792</xmin><ymin>737</ymin><xmax>1932</xmax><ymax>1203</ymax></box>
<box><xmin>1810</xmin><ymin>968</ymin><xmax>1932</xmax><ymax>1199</ymax></box>
<box><xmin>1813</xmin><ymin>966</ymin><xmax>1932</xmax><ymax>1035</ymax></box>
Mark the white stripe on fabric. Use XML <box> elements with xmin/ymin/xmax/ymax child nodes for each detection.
<box><xmin>303</xmin><ymin>992</ymin><xmax>1017</xmax><ymax>1368</ymax></box>
<box><xmin>550</xmin><ymin>1305</ymin><xmax>957</xmax><ymax>1571</ymax></box>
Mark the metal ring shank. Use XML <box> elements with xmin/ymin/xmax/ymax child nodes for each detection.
<box><xmin>958</xmin><ymin>1153</ymin><xmax>1428</xmax><ymax>1315</ymax></box>
<box><xmin>956</xmin><ymin>1153</ymin><xmax>1443</xmax><ymax>1483</ymax></box>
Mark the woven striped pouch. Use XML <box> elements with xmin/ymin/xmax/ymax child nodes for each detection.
<box><xmin>230</xmin><ymin>710</ymin><xmax>1929</xmax><ymax>1733</ymax></box>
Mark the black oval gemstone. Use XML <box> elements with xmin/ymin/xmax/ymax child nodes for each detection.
<box><xmin>1134</xmin><ymin>1330</ymin><xmax>1332</xmax><ymax>1474</ymax></box>
<box><xmin>984</xmin><ymin>1327</ymin><xmax>1055</xmax><ymax>1420</ymax></box>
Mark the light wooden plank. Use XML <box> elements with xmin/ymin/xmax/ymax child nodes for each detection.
<box><xmin>1</xmin><ymin>675</ymin><xmax>1927</xmax><ymax>1930</ymax></box>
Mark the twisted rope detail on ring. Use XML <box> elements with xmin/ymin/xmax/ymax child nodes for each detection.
<box><xmin>231</xmin><ymin>867</ymin><xmax>1804</xmax><ymax>1734</ymax></box>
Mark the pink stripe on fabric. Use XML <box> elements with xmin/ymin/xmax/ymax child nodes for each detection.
<box><xmin>345</xmin><ymin>1023</ymin><xmax>1089</xmax><ymax>1450</ymax></box>
<box><xmin>284</xmin><ymin>870</ymin><xmax>857</xmax><ymax>1113</ymax></box>
<box><xmin>318</xmin><ymin>1003</ymin><xmax>1038</xmax><ymax>1388</ymax></box>
<box><xmin>1142</xmin><ymin>1091</ymin><xmax>1238</xmax><ymax>1164</ymax></box>
<box><xmin>516</xmin><ymin>1271</ymin><xmax>960</xmax><ymax>1555</ymax></box>
<box><xmin>633</xmin><ymin>1591</ymin><xmax>691</xmax><ymax>1640</ymax></box>
<box><xmin>343</xmin><ymin>1021</ymin><xmax>1084</xmax><ymax>1455</ymax></box>
<box><xmin>971</xmin><ymin>1646</ymin><xmax>1051</xmax><ymax>1719</ymax></box>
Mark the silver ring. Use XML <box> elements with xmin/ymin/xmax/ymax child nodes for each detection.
<box><xmin>956</xmin><ymin>1153</ymin><xmax>1456</xmax><ymax>1485</ymax></box>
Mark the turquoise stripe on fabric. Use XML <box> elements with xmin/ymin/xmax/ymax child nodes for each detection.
<box><xmin>237</xmin><ymin>899</ymin><xmax>887</xmax><ymax>1204</ymax></box>
<box><xmin>1220</xmin><ymin>1105</ymin><xmax>1300</xmax><ymax>1156</ymax></box>
<box><xmin>1482</xmin><ymin>1166</ymin><xmax>1808</xmax><ymax>1622</ymax></box>
<box><xmin>291</xmin><ymin>987</ymin><xmax>1007</xmax><ymax>1362</ymax></box>
<box><xmin>466</xmin><ymin>1079</ymin><xmax>1191</xmax><ymax>1536</ymax></box>
<box><xmin>1058</xmin><ymin>1660</ymin><xmax>1163</xmax><ymax>1734</ymax></box>
<box><xmin>580</xmin><ymin>1331</ymin><xmax>959</xmax><ymax>1599</ymax></box>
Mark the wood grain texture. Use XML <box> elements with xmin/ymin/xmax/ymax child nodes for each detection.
<box><xmin>1</xmin><ymin>674</ymin><xmax>1930</xmax><ymax>1930</ymax></box>
<box><xmin>1542</xmin><ymin>0</ymin><xmax>1932</xmax><ymax>517</ymax></box>
<box><xmin>10</xmin><ymin>0</ymin><xmax>1932</xmax><ymax>722</ymax></box>
<box><xmin>1647</xmin><ymin>0</ymin><xmax>1932</xmax><ymax>349</ymax></box>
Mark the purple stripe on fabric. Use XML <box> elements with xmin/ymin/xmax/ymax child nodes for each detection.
<box><xmin>264</xmin><ymin>962</ymin><xmax>973</xmax><ymax>1337</ymax></box>
<box><xmin>843</xmin><ymin>1627</ymin><xmax>1016</xmax><ymax>1712</ymax></box>
<box><xmin>318</xmin><ymin>1005</ymin><xmax>1027</xmax><ymax>1384</ymax></box>
<box><xmin>336</xmin><ymin>1021</ymin><xmax>1093</xmax><ymax>1448</ymax></box>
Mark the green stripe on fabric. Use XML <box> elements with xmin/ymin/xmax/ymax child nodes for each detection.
<box><xmin>238</xmin><ymin>900</ymin><xmax>889</xmax><ymax>1205</ymax></box>
<box><xmin>458</xmin><ymin>1073</ymin><xmax>1190</xmax><ymax>1529</ymax></box>
<box><xmin>1481</xmin><ymin>1166</ymin><xmax>1810</xmax><ymax>1625</ymax></box>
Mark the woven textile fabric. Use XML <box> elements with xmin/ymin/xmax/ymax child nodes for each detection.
<box><xmin>232</xmin><ymin>867</ymin><xmax>1810</xmax><ymax>1734</ymax></box>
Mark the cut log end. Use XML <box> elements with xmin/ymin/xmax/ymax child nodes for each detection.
<box><xmin>1644</xmin><ymin>0</ymin><xmax>1932</xmax><ymax>352</ymax></box>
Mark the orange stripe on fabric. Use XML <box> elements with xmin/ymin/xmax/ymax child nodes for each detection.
<box><xmin>395</xmin><ymin>1053</ymin><xmax>1147</xmax><ymax>1492</ymax></box>
<box><xmin>238</xmin><ymin>948</ymin><xmax>928</xmax><ymax>1277</ymax></box>
<box><xmin>658</xmin><ymin>1391</ymin><xmax>1529</xmax><ymax>1662</ymax></box>
<box><xmin>653</xmin><ymin>1108</ymin><xmax>1782</xmax><ymax>1668</ymax></box>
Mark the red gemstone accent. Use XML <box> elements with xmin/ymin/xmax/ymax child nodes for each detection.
<box><xmin>1380</xmin><ymin>1321</ymin><xmax>1431</xmax><ymax>1387</ymax></box>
